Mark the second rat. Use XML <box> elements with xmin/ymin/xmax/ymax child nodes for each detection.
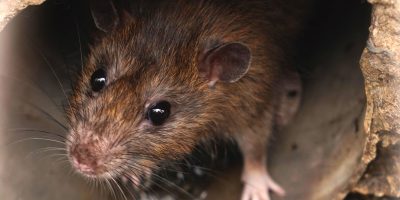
<box><xmin>66</xmin><ymin>0</ymin><xmax>304</xmax><ymax>199</ymax></box>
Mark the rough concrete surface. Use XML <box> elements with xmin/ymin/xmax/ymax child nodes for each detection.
<box><xmin>352</xmin><ymin>0</ymin><xmax>400</xmax><ymax>198</ymax></box>
<box><xmin>0</xmin><ymin>0</ymin><xmax>45</xmax><ymax>31</ymax></box>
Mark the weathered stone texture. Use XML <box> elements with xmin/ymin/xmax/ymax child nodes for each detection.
<box><xmin>355</xmin><ymin>0</ymin><xmax>400</xmax><ymax>198</ymax></box>
<box><xmin>0</xmin><ymin>0</ymin><xmax>45</xmax><ymax>31</ymax></box>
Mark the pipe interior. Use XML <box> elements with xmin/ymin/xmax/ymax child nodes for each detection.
<box><xmin>0</xmin><ymin>0</ymin><xmax>371</xmax><ymax>199</ymax></box>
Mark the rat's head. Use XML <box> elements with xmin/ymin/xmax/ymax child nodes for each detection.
<box><xmin>66</xmin><ymin>2</ymin><xmax>251</xmax><ymax>182</ymax></box>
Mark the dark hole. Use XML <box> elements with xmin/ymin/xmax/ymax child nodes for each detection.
<box><xmin>291</xmin><ymin>143</ymin><xmax>298</xmax><ymax>151</ymax></box>
<box><xmin>288</xmin><ymin>90</ymin><xmax>298</xmax><ymax>98</ymax></box>
<box><xmin>354</xmin><ymin>118</ymin><xmax>359</xmax><ymax>132</ymax></box>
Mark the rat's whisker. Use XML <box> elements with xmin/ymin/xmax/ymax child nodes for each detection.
<box><xmin>98</xmin><ymin>179</ymin><xmax>109</xmax><ymax>199</ymax></box>
<box><xmin>122</xmin><ymin>157</ymin><xmax>190</xmax><ymax>176</ymax></box>
<box><xmin>26</xmin><ymin>146</ymin><xmax>67</xmax><ymax>159</ymax></box>
<box><xmin>122</xmin><ymin>164</ymin><xmax>178</xmax><ymax>199</ymax></box>
<box><xmin>24</xmin><ymin>101</ymin><xmax>68</xmax><ymax>131</ymax></box>
<box><xmin>38</xmin><ymin>52</ymin><xmax>70</xmax><ymax>105</ymax></box>
<box><xmin>0</xmin><ymin>74</ymin><xmax>65</xmax><ymax>113</ymax></box>
<box><xmin>123</xmin><ymin>152</ymin><xmax>191</xmax><ymax>170</ymax></box>
<box><xmin>150</xmin><ymin>172</ymin><xmax>195</xmax><ymax>200</ymax></box>
<box><xmin>110</xmin><ymin>175</ymin><xmax>128</xmax><ymax>200</ymax></box>
<box><xmin>92</xmin><ymin>178</ymin><xmax>104</xmax><ymax>198</ymax></box>
<box><xmin>74</xmin><ymin>21</ymin><xmax>84</xmax><ymax>74</ymax></box>
<box><xmin>124</xmin><ymin>162</ymin><xmax>195</xmax><ymax>200</ymax></box>
<box><xmin>44</xmin><ymin>155</ymin><xmax>70</xmax><ymax>168</ymax></box>
<box><xmin>6</xmin><ymin>137</ymin><xmax>66</xmax><ymax>148</ymax></box>
<box><xmin>50</xmin><ymin>156</ymin><xmax>70</xmax><ymax>165</ymax></box>
<box><xmin>120</xmin><ymin>175</ymin><xmax>148</xmax><ymax>200</ymax></box>
<box><xmin>8</xmin><ymin>128</ymin><xmax>69</xmax><ymax>142</ymax></box>
<box><xmin>115</xmin><ymin>175</ymin><xmax>137</xmax><ymax>200</ymax></box>
<box><xmin>117</xmin><ymin>166</ymin><xmax>143</xmax><ymax>199</ymax></box>
<box><xmin>30</xmin><ymin>42</ymin><xmax>75</xmax><ymax>128</ymax></box>
<box><xmin>104</xmin><ymin>176</ymin><xmax>118</xmax><ymax>200</ymax></box>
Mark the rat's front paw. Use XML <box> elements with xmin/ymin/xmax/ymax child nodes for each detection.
<box><xmin>241</xmin><ymin>174</ymin><xmax>285</xmax><ymax>200</ymax></box>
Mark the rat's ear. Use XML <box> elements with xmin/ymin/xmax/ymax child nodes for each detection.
<box><xmin>89</xmin><ymin>0</ymin><xmax>120</xmax><ymax>33</ymax></box>
<box><xmin>198</xmin><ymin>42</ymin><xmax>251</xmax><ymax>87</ymax></box>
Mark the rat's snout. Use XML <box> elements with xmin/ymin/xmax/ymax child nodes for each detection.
<box><xmin>69</xmin><ymin>142</ymin><xmax>107</xmax><ymax>176</ymax></box>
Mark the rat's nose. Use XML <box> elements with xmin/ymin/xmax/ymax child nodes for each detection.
<box><xmin>70</xmin><ymin>144</ymin><xmax>101</xmax><ymax>175</ymax></box>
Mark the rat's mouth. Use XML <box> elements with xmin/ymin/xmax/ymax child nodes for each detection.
<box><xmin>69</xmin><ymin>155</ymin><xmax>124</xmax><ymax>180</ymax></box>
<box><xmin>67</xmin><ymin>142</ymin><xmax>115</xmax><ymax>178</ymax></box>
<box><xmin>70</xmin><ymin>156</ymin><xmax>97</xmax><ymax>175</ymax></box>
<box><xmin>70</xmin><ymin>155</ymin><xmax>152</xmax><ymax>187</ymax></box>
<box><xmin>69</xmin><ymin>154</ymin><xmax>110</xmax><ymax>177</ymax></box>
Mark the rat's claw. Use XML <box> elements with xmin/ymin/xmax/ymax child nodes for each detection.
<box><xmin>265</xmin><ymin>174</ymin><xmax>285</xmax><ymax>197</ymax></box>
<box><xmin>241</xmin><ymin>173</ymin><xmax>285</xmax><ymax>200</ymax></box>
<box><xmin>241</xmin><ymin>183</ymin><xmax>269</xmax><ymax>200</ymax></box>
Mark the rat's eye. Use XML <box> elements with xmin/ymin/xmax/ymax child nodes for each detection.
<box><xmin>147</xmin><ymin>101</ymin><xmax>171</xmax><ymax>126</ymax></box>
<box><xmin>90</xmin><ymin>69</ymin><xmax>107</xmax><ymax>92</ymax></box>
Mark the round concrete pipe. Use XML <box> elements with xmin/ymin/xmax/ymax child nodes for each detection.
<box><xmin>0</xmin><ymin>0</ymin><xmax>373</xmax><ymax>200</ymax></box>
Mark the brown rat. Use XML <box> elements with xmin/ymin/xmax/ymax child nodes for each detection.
<box><xmin>66</xmin><ymin>0</ymin><xmax>304</xmax><ymax>199</ymax></box>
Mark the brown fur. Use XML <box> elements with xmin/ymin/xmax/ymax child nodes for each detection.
<box><xmin>66</xmin><ymin>0</ymin><xmax>305</xmax><ymax>186</ymax></box>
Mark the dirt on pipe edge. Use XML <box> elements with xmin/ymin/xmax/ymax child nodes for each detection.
<box><xmin>351</xmin><ymin>0</ymin><xmax>400</xmax><ymax>198</ymax></box>
<box><xmin>0</xmin><ymin>0</ymin><xmax>45</xmax><ymax>32</ymax></box>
